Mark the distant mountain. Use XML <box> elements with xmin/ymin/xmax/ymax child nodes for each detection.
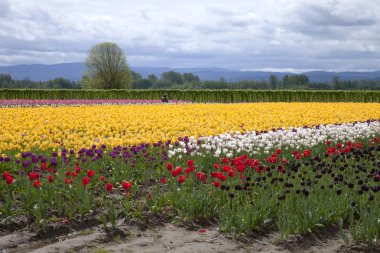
<box><xmin>1</xmin><ymin>62</ymin><xmax>380</xmax><ymax>83</ymax></box>
<box><xmin>0</xmin><ymin>63</ymin><xmax>85</xmax><ymax>82</ymax></box>
<box><xmin>303</xmin><ymin>71</ymin><xmax>380</xmax><ymax>83</ymax></box>
<box><xmin>173</xmin><ymin>68</ymin><xmax>291</xmax><ymax>82</ymax></box>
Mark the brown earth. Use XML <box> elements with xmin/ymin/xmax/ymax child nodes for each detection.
<box><xmin>2</xmin><ymin>219</ymin><xmax>378</xmax><ymax>253</ymax></box>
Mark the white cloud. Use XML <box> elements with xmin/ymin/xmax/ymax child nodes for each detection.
<box><xmin>0</xmin><ymin>0</ymin><xmax>379</xmax><ymax>71</ymax></box>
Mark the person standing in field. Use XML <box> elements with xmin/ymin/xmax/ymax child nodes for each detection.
<box><xmin>162</xmin><ymin>94</ymin><xmax>169</xmax><ymax>103</ymax></box>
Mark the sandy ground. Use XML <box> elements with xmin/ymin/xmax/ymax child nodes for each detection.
<box><xmin>1</xmin><ymin>218</ymin><xmax>370</xmax><ymax>253</ymax></box>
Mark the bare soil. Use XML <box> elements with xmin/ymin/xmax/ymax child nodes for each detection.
<box><xmin>2</xmin><ymin>218</ymin><xmax>378</xmax><ymax>253</ymax></box>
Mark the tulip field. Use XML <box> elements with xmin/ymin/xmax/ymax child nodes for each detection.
<box><xmin>1</xmin><ymin>100</ymin><xmax>380</xmax><ymax>252</ymax></box>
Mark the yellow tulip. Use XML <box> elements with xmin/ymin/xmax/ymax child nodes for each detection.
<box><xmin>0</xmin><ymin>103</ymin><xmax>380</xmax><ymax>153</ymax></box>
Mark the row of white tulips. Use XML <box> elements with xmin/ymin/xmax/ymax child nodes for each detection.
<box><xmin>168</xmin><ymin>121</ymin><xmax>380</xmax><ymax>159</ymax></box>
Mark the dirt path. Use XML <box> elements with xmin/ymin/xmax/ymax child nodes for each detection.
<box><xmin>0</xmin><ymin>221</ymin><xmax>362</xmax><ymax>253</ymax></box>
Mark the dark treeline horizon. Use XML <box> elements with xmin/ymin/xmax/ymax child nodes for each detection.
<box><xmin>1</xmin><ymin>71</ymin><xmax>380</xmax><ymax>90</ymax></box>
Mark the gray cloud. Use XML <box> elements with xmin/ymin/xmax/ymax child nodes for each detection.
<box><xmin>300</xmin><ymin>4</ymin><xmax>376</xmax><ymax>27</ymax></box>
<box><xmin>0</xmin><ymin>0</ymin><xmax>10</xmax><ymax>17</ymax></box>
<box><xmin>0</xmin><ymin>0</ymin><xmax>379</xmax><ymax>71</ymax></box>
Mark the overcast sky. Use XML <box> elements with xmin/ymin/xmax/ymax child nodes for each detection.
<box><xmin>0</xmin><ymin>0</ymin><xmax>379</xmax><ymax>71</ymax></box>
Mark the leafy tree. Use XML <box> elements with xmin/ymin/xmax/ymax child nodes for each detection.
<box><xmin>48</xmin><ymin>77</ymin><xmax>78</xmax><ymax>89</ymax></box>
<box><xmin>0</xmin><ymin>74</ymin><xmax>12</xmax><ymax>83</ymax></box>
<box><xmin>132</xmin><ymin>79</ymin><xmax>153</xmax><ymax>89</ymax></box>
<box><xmin>82</xmin><ymin>42</ymin><xmax>132</xmax><ymax>89</ymax></box>
<box><xmin>182</xmin><ymin>73</ymin><xmax>200</xmax><ymax>83</ymax></box>
<box><xmin>152</xmin><ymin>80</ymin><xmax>173</xmax><ymax>89</ymax></box>
<box><xmin>331</xmin><ymin>76</ymin><xmax>341</xmax><ymax>90</ymax></box>
<box><xmin>204</xmin><ymin>80</ymin><xmax>228</xmax><ymax>89</ymax></box>
<box><xmin>269</xmin><ymin>75</ymin><xmax>278</xmax><ymax>89</ymax></box>
<box><xmin>282</xmin><ymin>75</ymin><xmax>289</xmax><ymax>88</ymax></box>
<box><xmin>298</xmin><ymin>75</ymin><xmax>309</xmax><ymax>85</ymax></box>
<box><xmin>148</xmin><ymin>74</ymin><xmax>158</xmax><ymax>82</ymax></box>
<box><xmin>161</xmin><ymin>71</ymin><xmax>183</xmax><ymax>84</ymax></box>
<box><xmin>282</xmin><ymin>74</ymin><xmax>309</xmax><ymax>88</ymax></box>
<box><xmin>308</xmin><ymin>83</ymin><xmax>331</xmax><ymax>90</ymax></box>
<box><xmin>131</xmin><ymin>71</ymin><xmax>143</xmax><ymax>82</ymax></box>
<box><xmin>0</xmin><ymin>74</ymin><xmax>12</xmax><ymax>88</ymax></box>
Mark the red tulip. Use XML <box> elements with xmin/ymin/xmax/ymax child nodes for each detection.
<box><xmin>122</xmin><ymin>181</ymin><xmax>132</xmax><ymax>191</ymax></box>
<box><xmin>196</xmin><ymin>172</ymin><xmax>207</xmax><ymax>182</ymax></box>
<box><xmin>100</xmin><ymin>175</ymin><xmax>106</xmax><ymax>181</ymax></box>
<box><xmin>166</xmin><ymin>162</ymin><xmax>173</xmax><ymax>171</ymax></box>
<box><xmin>33</xmin><ymin>180</ymin><xmax>41</xmax><ymax>188</ymax></box>
<box><xmin>161</xmin><ymin>178</ymin><xmax>167</xmax><ymax>184</ymax></box>
<box><xmin>47</xmin><ymin>175</ymin><xmax>54</xmax><ymax>182</ymax></box>
<box><xmin>5</xmin><ymin>175</ymin><xmax>14</xmax><ymax>185</ymax></box>
<box><xmin>266</xmin><ymin>156</ymin><xmax>277</xmax><ymax>163</ymax></box>
<box><xmin>2</xmin><ymin>171</ymin><xmax>10</xmax><ymax>179</ymax></box>
<box><xmin>222</xmin><ymin>158</ymin><xmax>229</xmax><ymax>164</ymax></box>
<box><xmin>281</xmin><ymin>158</ymin><xmax>288</xmax><ymax>164</ymax></box>
<box><xmin>303</xmin><ymin>149</ymin><xmax>311</xmax><ymax>157</ymax></box>
<box><xmin>171</xmin><ymin>167</ymin><xmax>182</xmax><ymax>177</ymax></box>
<box><xmin>187</xmin><ymin>160</ymin><xmax>194</xmax><ymax>166</ymax></box>
<box><xmin>178</xmin><ymin>175</ymin><xmax>185</xmax><ymax>184</ymax></box>
<box><xmin>28</xmin><ymin>172</ymin><xmax>39</xmax><ymax>181</ymax></box>
<box><xmin>41</xmin><ymin>163</ymin><xmax>47</xmax><ymax>170</ymax></box>
<box><xmin>276</xmin><ymin>149</ymin><xmax>282</xmax><ymax>154</ymax></box>
<box><xmin>213</xmin><ymin>181</ymin><xmax>220</xmax><ymax>187</ymax></box>
<box><xmin>82</xmin><ymin>176</ymin><xmax>90</xmax><ymax>186</ymax></box>
<box><xmin>222</xmin><ymin>165</ymin><xmax>231</xmax><ymax>172</ymax></box>
<box><xmin>64</xmin><ymin>178</ymin><xmax>73</xmax><ymax>184</ymax></box>
<box><xmin>213</xmin><ymin>164</ymin><xmax>220</xmax><ymax>170</ymax></box>
<box><xmin>87</xmin><ymin>170</ymin><xmax>95</xmax><ymax>178</ymax></box>
<box><xmin>75</xmin><ymin>166</ymin><xmax>81</xmax><ymax>173</ymax></box>
<box><xmin>214</xmin><ymin>172</ymin><xmax>224</xmax><ymax>180</ymax></box>
<box><xmin>105</xmin><ymin>182</ymin><xmax>113</xmax><ymax>192</ymax></box>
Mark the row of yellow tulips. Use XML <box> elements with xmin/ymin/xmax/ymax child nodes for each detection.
<box><xmin>1</xmin><ymin>103</ymin><xmax>380</xmax><ymax>153</ymax></box>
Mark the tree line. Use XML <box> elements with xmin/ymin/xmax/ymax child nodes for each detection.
<box><xmin>1</xmin><ymin>72</ymin><xmax>379</xmax><ymax>90</ymax></box>
<box><xmin>0</xmin><ymin>74</ymin><xmax>81</xmax><ymax>89</ymax></box>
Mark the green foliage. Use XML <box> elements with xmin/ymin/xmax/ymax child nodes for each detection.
<box><xmin>219</xmin><ymin>188</ymin><xmax>275</xmax><ymax>235</ymax></box>
<box><xmin>282</xmin><ymin>74</ymin><xmax>309</xmax><ymax>89</ymax></box>
<box><xmin>166</xmin><ymin>183</ymin><xmax>222</xmax><ymax>222</ymax></box>
<box><xmin>269</xmin><ymin>75</ymin><xmax>278</xmax><ymax>89</ymax></box>
<box><xmin>182</xmin><ymin>73</ymin><xmax>200</xmax><ymax>83</ymax></box>
<box><xmin>161</xmin><ymin>71</ymin><xmax>184</xmax><ymax>84</ymax></box>
<box><xmin>1</xmin><ymin>89</ymin><xmax>380</xmax><ymax>103</ymax></box>
<box><xmin>83</xmin><ymin>42</ymin><xmax>132</xmax><ymax>89</ymax></box>
<box><xmin>0</xmin><ymin>75</ymin><xmax>81</xmax><ymax>89</ymax></box>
